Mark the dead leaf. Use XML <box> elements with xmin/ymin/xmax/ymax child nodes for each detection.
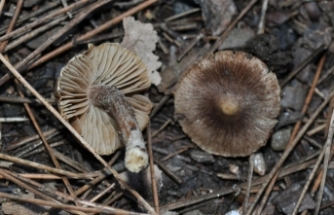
<box><xmin>121</xmin><ymin>16</ymin><xmax>162</xmax><ymax>86</ymax></box>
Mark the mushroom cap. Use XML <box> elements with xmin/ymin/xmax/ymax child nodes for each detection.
<box><xmin>56</xmin><ymin>43</ymin><xmax>152</xmax><ymax>155</ymax></box>
<box><xmin>174</xmin><ymin>51</ymin><xmax>280</xmax><ymax>157</ymax></box>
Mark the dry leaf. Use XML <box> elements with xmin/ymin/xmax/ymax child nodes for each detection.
<box><xmin>121</xmin><ymin>16</ymin><xmax>162</xmax><ymax>86</ymax></box>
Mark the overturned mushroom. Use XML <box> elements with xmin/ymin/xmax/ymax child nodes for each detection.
<box><xmin>56</xmin><ymin>43</ymin><xmax>152</xmax><ymax>172</ymax></box>
<box><xmin>174</xmin><ymin>51</ymin><xmax>280</xmax><ymax>157</ymax></box>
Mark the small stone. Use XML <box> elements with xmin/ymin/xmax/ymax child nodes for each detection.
<box><xmin>229</xmin><ymin>164</ymin><xmax>240</xmax><ymax>176</ymax></box>
<box><xmin>253</xmin><ymin>152</ymin><xmax>266</xmax><ymax>176</ymax></box>
<box><xmin>277</xmin><ymin>111</ymin><xmax>303</xmax><ymax>128</ymax></box>
<box><xmin>271</xmin><ymin>128</ymin><xmax>292</xmax><ymax>151</ymax></box>
<box><xmin>219</xmin><ymin>28</ymin><xmax>255</xmax><ymax>50</ymax></box>
<box><xmin>26</xmin><ymin>26</ymin><xmax>63</xmax><ymax>49</ymax></box>
<box><xmin>281</xmin><ymin>80</ymin><xmax>308</xmax><ymax>111</ymax></box>
<box><xmin>190</xmin><ymin>150</ymin><xmax>215</xmax><ymax>163</ymax></box>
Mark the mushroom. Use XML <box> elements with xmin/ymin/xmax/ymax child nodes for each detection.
<box><xmin>56</xmin><ymin>43</ymin><xmax>152</xmax><ymax>173</ymax></box>
<box><xmin>174</xmin><ymin>51</ymin><xmax>280</xmax><ymax>157</ymax></box>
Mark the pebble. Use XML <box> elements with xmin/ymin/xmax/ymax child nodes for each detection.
<box><xmin>281</xmin><ymin>80</ymin><xmax>307</xmax><ymax>111</ymax></box>
<box><xmin>253</xmin><ymin>152</ymin><xmax>266</xmax><ymax>176</ymax></box>
<box><xmin>277</xmin><ymin>111</ymin><xmax>303</xmax><ymax>128</ymax></box>
<box><xmin>271</xmin><ymin>128</ymin><xmax>292</xmax><ymax>151</ymax></box>
<box><xmin>190</xmin><ymin>150</ymin><xmax>215</xmax><ymax>163</ymax></box>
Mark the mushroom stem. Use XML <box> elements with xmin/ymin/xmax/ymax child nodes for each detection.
<box><xmin>89</xmin><ymin>85</ymin><xmax>148</xmax><ymax>173</ymax></box>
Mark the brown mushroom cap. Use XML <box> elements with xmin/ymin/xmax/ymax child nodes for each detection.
<box><xmin>174</xmin><ymin>51</ymin><xmax>280</xmax><ymax>157</ymax></box>
<box><xmin>56</xmin><ymin>43</ymin><xmax>152</xmax><ymax>155</ymax></box>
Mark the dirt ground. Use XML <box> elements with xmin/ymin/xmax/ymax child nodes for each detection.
<box><xmin>0</xmin><ymin>0</ymin><xmax>334</xmax><ymax>215</ymax></box>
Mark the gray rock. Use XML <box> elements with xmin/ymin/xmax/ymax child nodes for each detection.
<box><xmin>271</xmin><ymin>128</ymin><xmax>292</xmax><ymax>151</ymax></box>
<box><xmin>281</xmin><ymin>80</ymin><xmax>308</xmax><ymax>111</ymax></box>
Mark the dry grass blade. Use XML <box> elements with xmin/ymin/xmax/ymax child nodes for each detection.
<box><xmin>0</xmin><ymin>0</ymin><xmax>23</xmax><ymax>53</ymax></box>
<box><xmin>147</xmin><ymin>121</ymin><xmax>160</xmax><ymax>214</ymax></box>
<box><xmin>315</xmin><ymin>109</ymin><xmax>334</xmax><ymax>214</ymax></box>
<box><xmin>0</xmin><ymin>53</ymin><xmax>157</xmax><ymax>214</ymax></box>
<box><xmin>291</xmin><ymin>145</ymin><xmax>326</xmax><ymax>215</ymax></box>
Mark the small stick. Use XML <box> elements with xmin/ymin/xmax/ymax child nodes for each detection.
<box><xmin>147</xmin><ymin>121</ymin><xmax>160</xmax><ymax>214</ymax></box>
<box><xmin>88</xmin><ymin>183</ymin><xmax>115</xmax><ymax>203</ymax></box>
<box><xmin>0</xmin><ymin>0</ymin><xmax>89</xmax><ymax>42</ymax></box>
<box><xmin>160</xmin><ymin>187</ymin><xmax>236</xmax><ymax>211</ymax></box>
<box><xmin>52</xmin><ymin>149</ymin><xmax>88</xmax><ymax>173</ymax></box>
<box><xmin>303</xmin><ymin>136</ymin><xmax>323</xmax><ymax>149</ymax></box>
<box><xmin>150</xmin><ymin>94</ymin><xmax>171</xmax><ymax>118</ymax></box>
<box><xmin>217</xmin><ymin>173</ymin><xmax>247</xmax><ymax>180</ymax></box>
<box><xmin>161</xmin><ymin>146</ymin><xmax>190</xmax><ymax>161</ymax></box>
<box><xmin>152</xmin><ymin>118</ymin><xmax>172</xmax><ymax>137</ymax></box>
<box><xmin>0</xmin><ymin>0</ymin><xmax>23</xmax><ymax>53</ymax></box>
<box><xmin>61</xmin><ymin>0</ymin><xmax>73</xmax><ymax>19</ymax></box>
<box><xmin>21</xmin><ymin>141</ymin><xmax>64</xmax><ymax>158</ymax></box>
<box><xmin>306</xmin><ymin>124</ymin><xmax>326</xmax><ymax>136</ymax></box>
<box><xmin>154</xmin><ymin>158</ymin><xmax>183</xmax><ymax>184</ymax></box>
<box><xmin>0</xmin><ymin>117</ymin><xmax>29</xmax><ymax>122</ymax></box>
<box><xmin>257</xmin><ymin>0</ymin><xmax>269</xmax><ymax>34</ymax></box>
<box><xmin>244</xmin><ymin>154</ymin><xmax>255</xmax><ymax>213</ymax></box>
<box><xmin>0</xmin><ymin>173</ymin><xmax>71</xmax><ymax>179</ymax></box>
<box><xmin>255</xmin><ymin>171</ymin><xmax>279</xmax><ymax>215</ymax></box>
<box><xmin>318</xmin><ymin>65</ymin><xmax>334</xmax><ymax>85</ymax></box>
<box><xmin>291</xmin><ymin>146</ymin><xmax>326</xmax><ymax>215</ymax></box>
<box><xmin>177</xmin><ymin>33</ymin><xmax>203</xmax><ymax>61</ymax></box>
<box><xmin>165</xmin><ymin>8</ymin><xmax>200</xmax><ymax>22</ymax></box>
<box><xmin>314</xmin><ymin>109</ymin><xmax>334</xmax><ymax>214</ymax></box>
<box><xmin>74</xmin><ymin>32</ymin><xmax>123</xmax><ymax>45</ymax></box>
<box><xmin>0</xmin><ymin>95</ymin><xmax>55</xmax><ymax>104</ymax></box>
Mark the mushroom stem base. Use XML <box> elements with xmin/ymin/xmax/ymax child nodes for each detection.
<box><xmin>89</xmin><ymin>85</ymin><xmax>148</xmax><ymax>173</ymax></box>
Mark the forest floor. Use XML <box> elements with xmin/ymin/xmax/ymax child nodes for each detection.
<box><xmin>0</xmin><ymin>0</ymin><xmax>334</xmax><ymax>215</ymax></box>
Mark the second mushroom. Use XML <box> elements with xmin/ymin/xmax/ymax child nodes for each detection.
<box><xmin>56</xmin><ymin>43</ymin><xmax>152</xmax><ymax>173</ymax></box>
<box><xmin>174</xmin><ymin>51</ymin><xmax>281</xmax><ymax>157</ymax></box>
